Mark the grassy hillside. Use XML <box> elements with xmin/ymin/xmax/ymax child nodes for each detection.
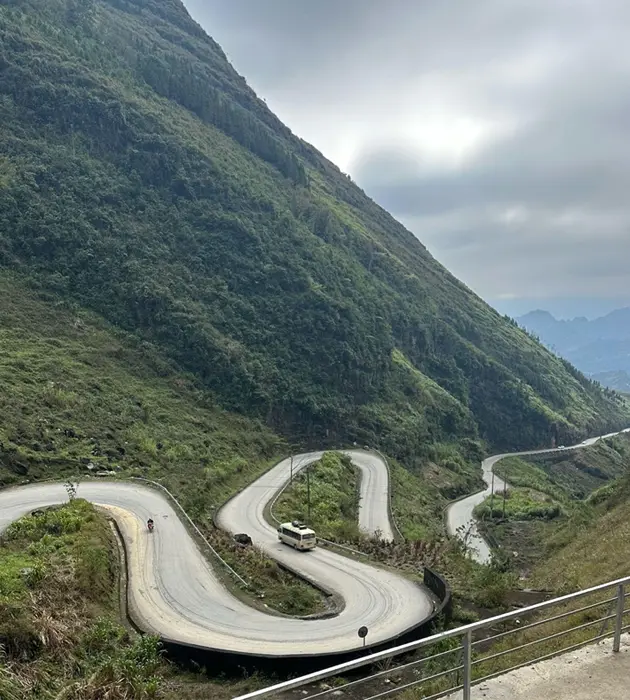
<box><xmin>531</xmin><ymin>470</ymin><xmax>630</xmax><ymax>591</ymax></box>
<box><xmin>0</xmin><ymin>0</ymin><xmax>628</xmax><ymax>471</ymax></box>
<box><xmin>0</xmin><ymin>274</ymin><xmax>283</xmax><ymax>514</ymax></box>
<box><xmin>0</xmin><ymin>499</ymin><xmax>163</xmax><ymax>698</ymax></box>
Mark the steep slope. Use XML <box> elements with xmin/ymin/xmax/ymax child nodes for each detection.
<box><xmin>0</xmin><ymin>0</ymin><xmax>628</xmax><ymax>470</ymax></box>
<box><xmin>0</xmin><ymin>273</ymin><xmax>281</xmax><ymax>512</ymax></box>
<box><xmin>527</xmin><ymin>436</ymin><xmax>630</xmax><ymax>591</ymax></box>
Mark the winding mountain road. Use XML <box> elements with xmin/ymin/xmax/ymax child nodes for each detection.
<box><xmin>446</xmin><ymin>429</ymin><xmax>630</xmax><ymax>564</ymax></box>
<box><xmin>0</xmin><ymin>450</ymin><xmax>433</xmax><ymax>657</ymax></box>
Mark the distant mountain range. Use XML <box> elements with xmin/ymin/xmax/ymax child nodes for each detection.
<box><xmin>517</xmin><ymin>309</ymin><xmax>630</xmax><ymax>392</ymax></box>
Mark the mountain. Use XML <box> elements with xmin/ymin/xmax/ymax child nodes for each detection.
<box><xmin>518</xmin><ymin>309</ymin><xmax>630</xmax><ymax>391</ymax></box>
<box><xmin>592</xmin><ymin>371</ymin><xmax>630</xmax><ymax>394</ymax></box>
<box><xmin>0</xmin><ymin>0</ymin><xmax>628</xmax><ymax>475</ymax></box>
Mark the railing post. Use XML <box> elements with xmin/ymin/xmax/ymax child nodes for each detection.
<box><xmin>614</xmin><ymin>583</ymin><xmax>625</xmax><ymax>652</ymax></box>
<box><xmin>462</xmin><ymin>630</ymin><xmax>472</xmax><ymax>700</ymax></box>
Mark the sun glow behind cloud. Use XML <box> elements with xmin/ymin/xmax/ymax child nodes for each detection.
<box><xmin>186</xmin><ymin>0</ymin><xmax>630</xmax><ymax>314</ymax></box>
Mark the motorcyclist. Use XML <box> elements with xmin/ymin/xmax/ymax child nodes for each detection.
<box><xmin>147</xmin><ymin>518</ymin><xmax>154</xmax><ymax>531</ymax></box>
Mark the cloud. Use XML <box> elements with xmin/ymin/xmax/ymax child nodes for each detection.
<box><xmin>184</xmin><ymin>0</ymin><xmax>630</xmax><ymax>312</ymax></box>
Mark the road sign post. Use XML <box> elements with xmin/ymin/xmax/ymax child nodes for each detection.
<box><xmin>358</xmin><ymin>625</ymin><xmax>368</xmax><ymax>648</ymax></box>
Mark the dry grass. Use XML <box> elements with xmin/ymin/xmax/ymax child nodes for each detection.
<box><xmin>531</xmin><ymin>498</ymin><xmax>630</xmax><ymax>592</ymax></box>
<box><xmin>0</xmin><ymin>501</ymin><xmax>164</xmax><ymax>699</ymax></box>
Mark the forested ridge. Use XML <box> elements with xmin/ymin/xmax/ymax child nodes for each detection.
<box><xmin>0</xmin><ymin>0</ymin><xmax>628</xmax><ymax>481</ymax></box>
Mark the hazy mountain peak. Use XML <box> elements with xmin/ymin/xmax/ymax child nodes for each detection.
<box><xmin>518</xmin><ymin>305</ymin><xmax>630</xmax><ymax>388</ymax></box>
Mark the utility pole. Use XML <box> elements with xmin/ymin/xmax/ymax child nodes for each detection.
<box><xmin>502</xmin><ymin>472</ymin><xmax>507</xmax><ymax>520</ymax></box>
<box><xmin>490</xmin><ymin>470</ymin><xmax>495</xmax><ymax>518</ymax></box>
<box><xmin>306</xmin><ymin>465</ymin><xmax>311</xmax><ymax>525</ymax></box>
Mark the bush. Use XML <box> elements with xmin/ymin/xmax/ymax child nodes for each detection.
<box><xmin>80</xmin><ymin>617</ymin><xmax>129</xmax><ymax>656</ymax></box>
<box><xmin>474</xmin><ymin>489</ymin><xmax>563</xmax><ymax>522</ymax></box>
<box><xmin>473</xmin><ymin>565</ymin><xmax>516</xmax><ymax>608</ymax></box>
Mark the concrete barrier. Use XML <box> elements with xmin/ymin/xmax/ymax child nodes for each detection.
<box><xmin>157</xmin><ymin>567</ymin><xmax>452</xmax><ymax>677</ymax></box>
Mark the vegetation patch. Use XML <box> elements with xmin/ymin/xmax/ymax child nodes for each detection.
<box><xmin>0</xmin><ymin>500</ymin><xmax>164</xmax><ymax>698</ymax></box>
<box><xmin>0</xmin><ymin>275</ymin><xmax>283</xmax><ymax>509</ymax></box>
<box><xmin>531</xmin><ymin>469</ymin><xmax>630</xmax><ymax>592</ymax></box>
<box><xmin>202</xmin><ymin>528</ymin><xmax>328</xmax><ymax>617</ymax></box>
<box><xmin>390</xmin><ymin>439</ymin><xmax>486</xmax><ymax>543</ymax></box>
<box><xmin>274</xmin><ymin>452</ymin><xmax>360</xmax><ymax>541</ymax></box>
<box><xmin>474</xmin><ymin>488</ymin><xmax>563</xmax><ymax>522</ymax></box>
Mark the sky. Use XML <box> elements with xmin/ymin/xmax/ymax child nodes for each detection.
<box><xmin>183</xmin><ymin>1</ymin><xmax>630</xmax><ymax>320</ymax></box>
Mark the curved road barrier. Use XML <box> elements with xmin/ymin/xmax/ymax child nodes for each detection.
<box><xmin>446</xmin><ymin>428</ymin><xmax>630</xmax><ymax>564</ymax></box>
<box><xmin>0</xmin><ymin>450</ymin><xmax>434</xmax><ymax>658</ymax></box>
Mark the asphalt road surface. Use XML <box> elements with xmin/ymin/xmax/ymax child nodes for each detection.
<box><xmin>446</xmin><ymin>429</ymin><xmax>630</xmax><ymax>564</ymax></box>
<box><xmin>0</xmin><ymin>450</ymin><xmax>433</xmax><ymax>656</ymax></box>
<box><xmin>224</xmin><ymin>450</ymin><xmax>394</xmax><ymax>542</ymax></box>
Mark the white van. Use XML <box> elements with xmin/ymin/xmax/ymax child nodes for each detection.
<box><xmin>277</xmin><ymin>521</ymin><xmax>316</xmax><ymax>551</ymax></box>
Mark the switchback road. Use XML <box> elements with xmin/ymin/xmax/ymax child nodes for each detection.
<box><xmin>0</xmin><ymin>450</ymin><xmax>433</xmax><ymax>656</ymax></box>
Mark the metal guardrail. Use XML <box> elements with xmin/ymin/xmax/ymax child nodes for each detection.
<box><xmin>232</xmin><ymin>575</ymin><xmax>630</xmax><ymax>700</ymax></box>
<box><xmin>315</xmin><ymin>536</ymin><xmax>370</xmax><ymax>558</ymax></box>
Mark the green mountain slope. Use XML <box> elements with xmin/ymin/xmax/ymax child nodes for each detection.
<box><xmin>0</xmin><ymin>273</ymin><xmax>281</xmax><ymax>512</ymax></box>
<box><xmin>0</xmin><ymin>0</ymin><xmax>628</xmax><ymax>468</ymax></box>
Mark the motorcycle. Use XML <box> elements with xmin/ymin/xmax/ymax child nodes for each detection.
<box><xmin>147</xmin><ymin>519</ymin><xmax>154</xmax><ymax>532</ymax></box>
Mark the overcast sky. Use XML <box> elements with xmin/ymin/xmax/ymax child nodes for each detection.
<box><xmin>183</xmin><ymin>1</ymin><xmax>630</xmax><ymax>319</ymax></box>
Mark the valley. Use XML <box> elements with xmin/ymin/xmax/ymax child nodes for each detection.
<box><xmin>1</xmin><ymin>0</ymin><xmax>630</xmax><ymax>698</ymax></box>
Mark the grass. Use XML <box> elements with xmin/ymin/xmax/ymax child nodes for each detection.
<box><xmin>0</xmin><ymin>499</ymin><xmax>273</xmax><ymax>699</ymax></box>
<box><xmin>530</xmin><ymin>472</ymin><xmax>630</xmax><ymax>592</ymax></box>
<box><xmin>491</xmin><ymin>457</ymin><xmax>568</xmax><ymax>501</ymax></box>
<box><xmin>390</xmin><ymin>459</ymin><xmax>444</xmax><ymax>540</ymax></box>
<box><xmin>0</xmin><ymin>499</ymin><xmax>163</xmax><ymax>698</ymax></box>
<box><xmin>474</xmin><ymin>488</ymin><xmax>563</xmax><ymax>522</ymax></box>
<box><xmin>389</xmin><ymin>442</ymin><xmax>486</xmax><ymax>541</ymax></box>
<box><xmin>0</xmin><ymin>275</ymin><xmax>283</xmax><ymax>506</ymax></box>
